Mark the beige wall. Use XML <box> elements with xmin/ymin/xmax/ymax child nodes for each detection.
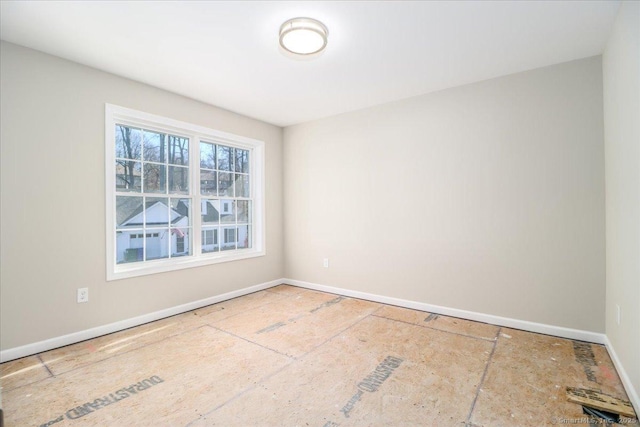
<box><xmin>603</xmin><ymin>1</ymin><xmax>640</xmax><ymax>400</ymax></box>
<box><xmin>284</xmin><ymin>57</ymin><xmax>605</xmax><ymax>332</ymax></box>
<box><xmin>0</xmin><ymin>41</ymin><xmax>284</xmax><ymax>350</ymax></box>
<box><xmin>0</xmin><ymin>38</ymin><xmax>615</xmax><ymax>356</ymax></box>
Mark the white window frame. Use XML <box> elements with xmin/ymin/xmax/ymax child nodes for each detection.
<box><xmin>106</xmin><ymin>104</ymin><xmax>265</xmax><ymax>281</ymax></box>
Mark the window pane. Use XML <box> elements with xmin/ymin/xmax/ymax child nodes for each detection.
<box><xmin>218</xmin><ymin>172</ymin><xmax>233</xmax><ymax>197</ymax></box>
<box><xmin>221</xmin><ymin>226</ymin><xmax>236</xmax><ymax>251</ymax></box>
<box><xmin>200</xmin><ymin>142</ymin><xmax>216</xmax><ymax>169</ymax></box>
<box><xmin>235</xmin><ymin>149</ymin><xmax>249</xmax><ymax>173</ymax></box>
<box><xmin>116</xmin><ymin>125</ymin><xmax>141</xmax><ymax>160</ymax></box>
<box><xmin>237</xmin><ymin>225</ymin><xmax>251</xmax><ymax>249</ymax></box>
<box><xmin>200</xmin><ymin>170</ymin><xmax>217</xmax><ymax>195</ymax></box>
<box><xmin>116</xmin><ymin>230</ymin><xmax>143</xmax><ymax>263</ymax></box>
<box><xmin>116</xmin><ymin>196</ymin><xmax>144</xmax><ymax>229</ymax></box>
<box><xmin>116</xmin><ymin>161</ymin><xmax>142</xmax><ymax>192</ymax></box>
<box><xmin>171</xmin><ymin>198</ymin><xmax>190</xmax><ymax>226</ymax></box>
<box><xmin>201</xmin><ymin>227</ymin><xmax>219</xmax><ymax>253</ymax></box>
<box><xmin>171</xmin><ymin>228</ymin><xmax>190</xmax><ymax>257</ymax></box>
<box><xmin>145</xmin><ymin>228</ymin><xmax>169</xmax><ymax>260</ymax></box>
<box><xmin>168</xmin><ymin>135</ymin><xmax>189</xmax><ymax>166</ymax></box>
<box><xmin>201</xmin><ymin>199</ymin><xmax>220</xmax><ymax>224</ymax></box>
<box><xmin>217</xmin><ymin>145</ymin><xmax>233</xmax><ymax>171</ymax></box>
<box><xmin>145</xmin><ymin>197</ymin><xmax>169</xmax><ymax>228</ymax></box>
<box><xmin>220</xmin><ymin>200</ymin><xmax>235</xmax><ymax>224</ymax></box>
<box><xmin>168</xmin><ymin>166</ymin><xmax>189</xmax><ymax>194</ymax></box>
<box><xmin>143</xmin><ymin>130</ymin><xmax>166</xmax><ymax>163</ymax></box>
<box><xmin>234</xmin><ymin>174</ymin><xmax>250</xmax><ymax>198</ymax></box>
<box><xmin>236</xmin><ymin>200</ymin><xmax>250</xmax><ymax>223</ymax></box>
<box><xmin>170</xmin><ymin>200</ymin><xmax>190</xmax><ymax>256</ymax></box>
<box><xmin>143</xmin><ymin>163</ymin><xmax>166</xmax><ymax>193</ymax></box>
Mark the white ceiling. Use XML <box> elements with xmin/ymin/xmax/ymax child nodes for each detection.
<box><xmin>0</xmin><ymin>1</ymin><xmax>620</xmax><ymax>127</ymax></box>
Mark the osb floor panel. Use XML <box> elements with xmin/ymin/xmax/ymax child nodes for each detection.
<box><xmin>1</xmin><ymin>285</ymin><xmax>636</xmax><ymax>427</ymax></box>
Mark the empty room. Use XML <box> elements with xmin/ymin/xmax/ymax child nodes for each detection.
<box><xmin>0</xmin><ymin>1</ymin><xmax>638</xmax><ymax>426</ymax></box>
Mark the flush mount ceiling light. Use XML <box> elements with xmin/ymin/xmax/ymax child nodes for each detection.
<box><xmin>279</xmin><ymin>17</ymin><xmax>328</xmax><ymax>55</ymax></box>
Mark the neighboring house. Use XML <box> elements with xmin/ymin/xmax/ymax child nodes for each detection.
<box><xmin>116</xmin><ymin>200</ymin><xmax>190</xmax><ymax>263</ymax></box>
<box><xmin>116</xmin><ymin>199</ymin><xmax>249</xmax><ymax>263</ymax></box>
<box><xmin>200</xmin><ymin>199</ymin><xmax>249</xmax><ymax>253</ymax></box>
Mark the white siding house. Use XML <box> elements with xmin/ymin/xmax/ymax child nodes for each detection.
<box><xmin>116</xmin><ymin>200</ymin><xmax>190</xmax><ymax>263</ymax></box>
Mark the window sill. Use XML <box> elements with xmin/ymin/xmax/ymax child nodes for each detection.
<box><xmin>107</xmin><ymin>248</ymin><xmax>266</xmax><ymax>281</ymax></box>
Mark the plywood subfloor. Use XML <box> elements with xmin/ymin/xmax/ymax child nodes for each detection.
<box><xmin>1</xmin><ymin>285</ymin><xmax>635</xmax><ymax>426</ymax></box>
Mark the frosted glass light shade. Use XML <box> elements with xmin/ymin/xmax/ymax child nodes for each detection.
<box><xmin>279</xmin><ymin>18</ymin><xmax>328</xmax><ymax>55</ymax></box>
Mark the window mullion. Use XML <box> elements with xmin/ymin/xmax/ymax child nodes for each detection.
<box><xmin>167</xmin><ymin>201</ymin><xmax>172</xmax><ymax>259</ymax></box>
<box><xmin>142</xmin><ymin>195</ymin><xmax>147</xmax><ymax>262</ymax></box>
<box><xmin>192</xmin><ymin>136</ymin><xmax>203</xmax><ymax>257</ymax></box>
<box><xmin>163</xmin><ymin>134</ymin><xmax>169</xmax><ymax>199</ymax></box>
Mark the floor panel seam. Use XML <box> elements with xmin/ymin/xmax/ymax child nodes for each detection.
<box><xmin>36</xmin><ymin>323</ymin><xmax>209</xmax><ymax>379</ymax></box>
<box><xmin>209</xmin><ymin>325</ymin><xmax>294</xmax><ymax>359</ymax></box>
<box><xmin>198</xmin><ymin>295</ymin><xmax>292</xmax><ymax>326</ymax></box>
<box><xmin>195</xmin><ymin>289</ymin><xmax>289</xmax><ymax>322</ymax></box>
<box><xmin>371</xmin><ymin>314</ymin><xmax>497</xmax><ymax>342</ymax></box>
<box><xmin>466</xmin><ymin>327</ymin><xmax>501</xmax><ymax>424</ymax></box>
<box><xmin>201</xmin><ymin>292</ymin><xmax>332</xmax><ymax>328</ymax></box>
<box><xmin>36</xmin><ymin>354</ymin><xmax>54</xmax><ymax>378</ymax></box>
<box><xmin>296</xmin><ymin>305</ymin><xmax>385</xmax><ymax>360</ymax></box>
<box><xmin>184</xmin><ymin>359</ymin><xmax>297</xmax><ymax>427</ymax></box>
<box><xmin>185</xmin><ymin>306</ymin><xmax>384</xmax><ymax>426</ymax></box>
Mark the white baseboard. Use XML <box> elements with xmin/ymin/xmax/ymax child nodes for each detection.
<box><xmin>0</xmin><ymin>277</ymin><xmax>614</xmax><ymax>368</ymax></box>
<box><xmin>284</xmin><ymin>278</ymin><xmax>607</xmax><ymax>344</ymax></box>
<box><xmin>0</xmin><ymin>278</ymin><xmax>283</xmax><ymax>363</ymax></box>
<box><xmin>604</xmin><ymin>336</ymin><xmax>640</xmax><ymax>417</ymax></box>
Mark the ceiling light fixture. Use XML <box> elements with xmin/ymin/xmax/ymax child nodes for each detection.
<box><xmin>279</xmin><ymin>17</ymin><xmax>328</xmax><ymax>56</ymax></box>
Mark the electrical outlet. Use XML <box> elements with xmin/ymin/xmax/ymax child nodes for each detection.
<box><xmin>616</xmin><ymin>305</ymin><xmax>621</xmax><ymax>325</ymax></box>
<box><xmin>323</xmin><ymin>258</ymin><xmax>329</xmax><ymax>268</ymax></box>
<box><xmin>77</xmin><ymin>287</ymin><xmax>89</xmax><ymax>303</ymax></box>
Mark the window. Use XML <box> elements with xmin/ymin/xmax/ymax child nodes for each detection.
<box><xmin>106</xmin><ymin>104</ymin><xmax>265</xmax><ymax>280</ymax></box>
